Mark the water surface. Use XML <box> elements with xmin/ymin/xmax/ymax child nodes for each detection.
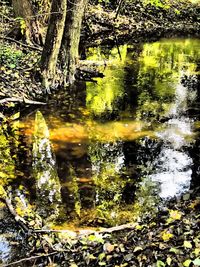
<box><xmin>1</xmin><ymin>39</ymin><xmax>200</xmax><ymax>255</ymax></box>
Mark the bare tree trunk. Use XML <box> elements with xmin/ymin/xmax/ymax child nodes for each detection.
<box><xmin>39</xmin><ymin>0</ymin><xmax>87</xmax><ymax>89</ymax></box>
<box><xmin>61</xmin><ymin>0</ymin><xmax>87</xmax><ymax>85</ymax></box>
<box><xmin>40</xmin><ymin>0</ymin><xmax>67</xmax><ymax>89</ymax></box>
<box><xmin>12</xmin><ymin>0</ymin><xmax>43</xmax><ymax>45</ymax></box>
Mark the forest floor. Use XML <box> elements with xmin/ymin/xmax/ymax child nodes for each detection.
<box><xmin>84</xmin><ymin>0</ymin><xmax>200</xmax><ymax>46</ymax></box>
<box><xmin>1</xmin><ymin>185</ymin><xmax>200</xmax><ymax>266</ymax></box>
<box><xmin>0</xmin><ymin>1</ymin><xmax>200</xmax><ymax>266</ymax></box>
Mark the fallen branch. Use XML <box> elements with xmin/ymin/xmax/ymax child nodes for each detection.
<box><xmin>1</xmin><ymin>252</ymin><xmax>59</xmax><ymax>267</ymax></box>
<box><xmin>0</xmin><ymin>97</ymin><xmax>46</xmax><ymax>105</ymax></box>
<box><xmin>33</xmin><ymin>222</ymin><xmax>138</xmax><ymax>236</ymax></box>
<box><xmin>76</xmin><ymin>68</ymin><xmax>104</xmax><ymax>82</ymax></box>
<box><xmin>98</xmin><ymin>222</ymin><xmax>137</xmax><ymax>234</ymax></box>
<box><xmin>0</xmin><ymin>35</ymin><xmax>42</xmax><ymax>52</ymax></box>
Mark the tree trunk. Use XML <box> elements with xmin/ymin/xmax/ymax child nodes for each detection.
<box><xmin>61</xmin><ymin>0</ymin><xmax>87</xmax><ymax>85</ymax></box>
<box><xmin>12</xmin><ymin>0</ymin><xmax>43</xmax><ymax>45</ymax></box>
<box><xmin>40</xmin><ymin>0</ymin><xmax>67</xmax><ymax>89</ymax></box>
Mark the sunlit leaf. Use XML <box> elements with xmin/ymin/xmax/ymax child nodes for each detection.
<box><xmin>184</xmin><ymin>241</ymin><xmax>193</xmax><ymax>249</ymax></box>
<box><xmin>194</xmin><ymin>248</ymin><xmax>200</xmax><ymax>257</ymax></box>
<box><xmin>89</xmin><ymin>254</ymin><xmax>96</xmax><ymax>260</ymax></box>
<box><xmin>99</xmin><ymin>253</ymin><xmax>105</xmax><ymax>261</ymax></box>
<box><xmin>167</xmin><ymin>209</ymin><xmax>182</xmax><ymax>223</ymax></box>
<box><xmin>183</xmin><ymin>259</ymin><xmax>192</xmax><ymax>267</ymax></box>
<box><xmin>98</xmin><ymin>262</ymin><xmax>106</xmax><ymax>266</ymax></box>
<box><xmin>169</xmin><ymin>209</ymin><xmax>182</xmax><ymax>220</ymax></box>
<box><xmin>166</xmin><ymin>257</ymin><xmax>172</xmax><ymax>266</ymax></box>
<box><xmin>0</xmin><ymin>185</ymin><xmax>7</xmax><ymax>199</ymax></box>
<box><xmin>133</xmin><ymin>246</ymin><xmax>143</xmax><ymax>252</ymax></box>
<box><xmin>161</xmin><ymin>230</ymin><xmax>173</xmax><ymax>241</ymax></box>
<box><xmin>156</xmin><ymin>260</ymin><xmax>165</xmax><ymax>267</ymax></box>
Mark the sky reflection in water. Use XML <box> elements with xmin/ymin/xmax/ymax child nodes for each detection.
<box><xmin>151</xmin><ymin>82</ymin><xmax>195</xmax><ymax>198</ymax></box>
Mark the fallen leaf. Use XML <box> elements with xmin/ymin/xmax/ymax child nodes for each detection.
<box><xmin>167</xmin><ymin>210</ymin><xmax>182</xmax><ymax>223</ymax></box>
<box><xmin>183</xmin><ymin>259</ymin><xmax>192</xmax><ymax>267</ymax></box>
<box><xmin>194</xmin><ymin>248</ymin><xmax>200</xmax><ymax>256</ymax></box>
<box><xmin>133</xmin><ymin>246</ymin><xmax>143</xmax><ymax>252</ymax></box>
<box><xmin>99</xmin><ymin>253</ymin><xmax>105</xmax><ymax>261</ymax></box>
<box><xmin>193</xmin><ymin>258</ymin><xmax>200</xmax><ymax>266</ymax></box>
<box><xmin>184</xmin><ymin>241</ymin><xmax>193</xmax><ymax>249</ymax></box>
<box><xmin>161</xmin><ymin>230</ymin><xmax>173</xmax><ymax>241</ymax></box>
<box><xmin>166</xmin><ymin>257</ymin><xmax>172</xmax><ymax>266</ymax></box>
<box><xmin>99</xmin><ymin>262</ymin><xmax>106</xmax><ymax>266</ymax></box>
<box><xmin>124</xmin><ymin>253</ymin><xmax>134</xmax><ymax>262</ymax></box>
<box><xmin>156</xmin><ymin>260</ymin><xmax>165</xmax><ymax>267</ymax></box>
<box><xmin>103</xmin><ymin>243</ymin><xmax>115</xmax><ymax>253</ymax></box>
<box><xmin>169</xmin><ymin>247</ymin><xmax>180</xmax><ymax>254</ymax></box>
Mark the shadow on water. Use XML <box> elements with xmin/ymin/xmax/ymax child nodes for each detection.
<box><xmin>1</xmin><ymin>37</ymin><xmax>200</xmax><ymax>263</ymax></box>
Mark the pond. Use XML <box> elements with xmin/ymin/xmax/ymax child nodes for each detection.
<box><xmin>0</xmin><ymin>37</ymin><xmax>200</xmax><ymax>263</ymax></box>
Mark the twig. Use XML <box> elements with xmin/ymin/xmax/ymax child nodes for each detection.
<box><xmin>0</xmin><ymin>97</ymin><xmax>46</xmax><ymax>105</ymax></box>
<box><xmin>1</xmin><ymin>252</ymin><xmax>59</xmax><ymax>267</ymax></box>
<box><xmin>0</xmin><ymin>35</ymin><xmax>42</xmax><ymax>52</ymax></box>
<box><xmin>2</xmin><ymin>196</ymin><xmax>30</xmax><ymax>232</ymax></box>
<box><xmin>115</xmin><ymin>0</ymin><xmax>124</xmax><ymax>19</ymax></box>
<box><xmin>0</xmin><ymin>13</ymin><xmax>15</xmax><ymax>21</ymax></box>
<box><xmin>114</xmin><ymin>35</ymin><xmax>122</xmax><ymax>60</ymax></box>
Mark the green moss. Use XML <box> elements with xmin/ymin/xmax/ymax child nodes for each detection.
<box><xmin>0</xmin><ymin>45</ymin><xmax>23</xmax><ymax>69</ymax></box>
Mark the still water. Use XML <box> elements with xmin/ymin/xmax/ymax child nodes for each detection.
<box><xmin>1</xmin><ymin>39</ymin><xmax>200</xmax><ymax>251</ymax></box>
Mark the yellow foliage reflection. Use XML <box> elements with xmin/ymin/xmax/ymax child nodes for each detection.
<box><xmin>19</xmin><ymin>38</ymin><xmax>200</xmax><ymax>228</ymax></box>
<box><xmin>86</xmin><ymin>45</ymin><xmax>129</xmax><ymax>114</ymax></box>
<box><xmin>136</xmin><ymin>38</ymin><xmax>200</xmax><ymax>121</ymax></box>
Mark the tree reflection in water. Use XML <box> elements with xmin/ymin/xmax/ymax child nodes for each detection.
<box><xmin>32</xmin><ymin>111</ymin><xmax>62</xmax><ymax>220</ymax></box>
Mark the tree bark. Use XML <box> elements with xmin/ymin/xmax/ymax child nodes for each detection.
<box><xmin>12</xmin><ymin>0</ymin><xmax>43</xmax><ymax>45</ymax></box>
<box><xmin>61</xmin><ymin>0</ymin><xmax>87</xmax><ymax>85</ymax></box>
<box><xmin>40</xmin><ymin>0</ymin><xmax>67</xmax><ymax>89</ymax></box>
<box><xmin>39</xmin><ymin>0</ymin><xmax>87</xmax><ymax>89</ymax></box>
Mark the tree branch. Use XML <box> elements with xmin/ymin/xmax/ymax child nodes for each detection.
<box><xmin>1</xmin><ymin>252</ymin><xmax>59</xmax><ymax>267</ymax></box>
<box><xmin>0</xmin><ymin>35</ymin><xmax>42</xmax><ymax>52</ymax></box>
